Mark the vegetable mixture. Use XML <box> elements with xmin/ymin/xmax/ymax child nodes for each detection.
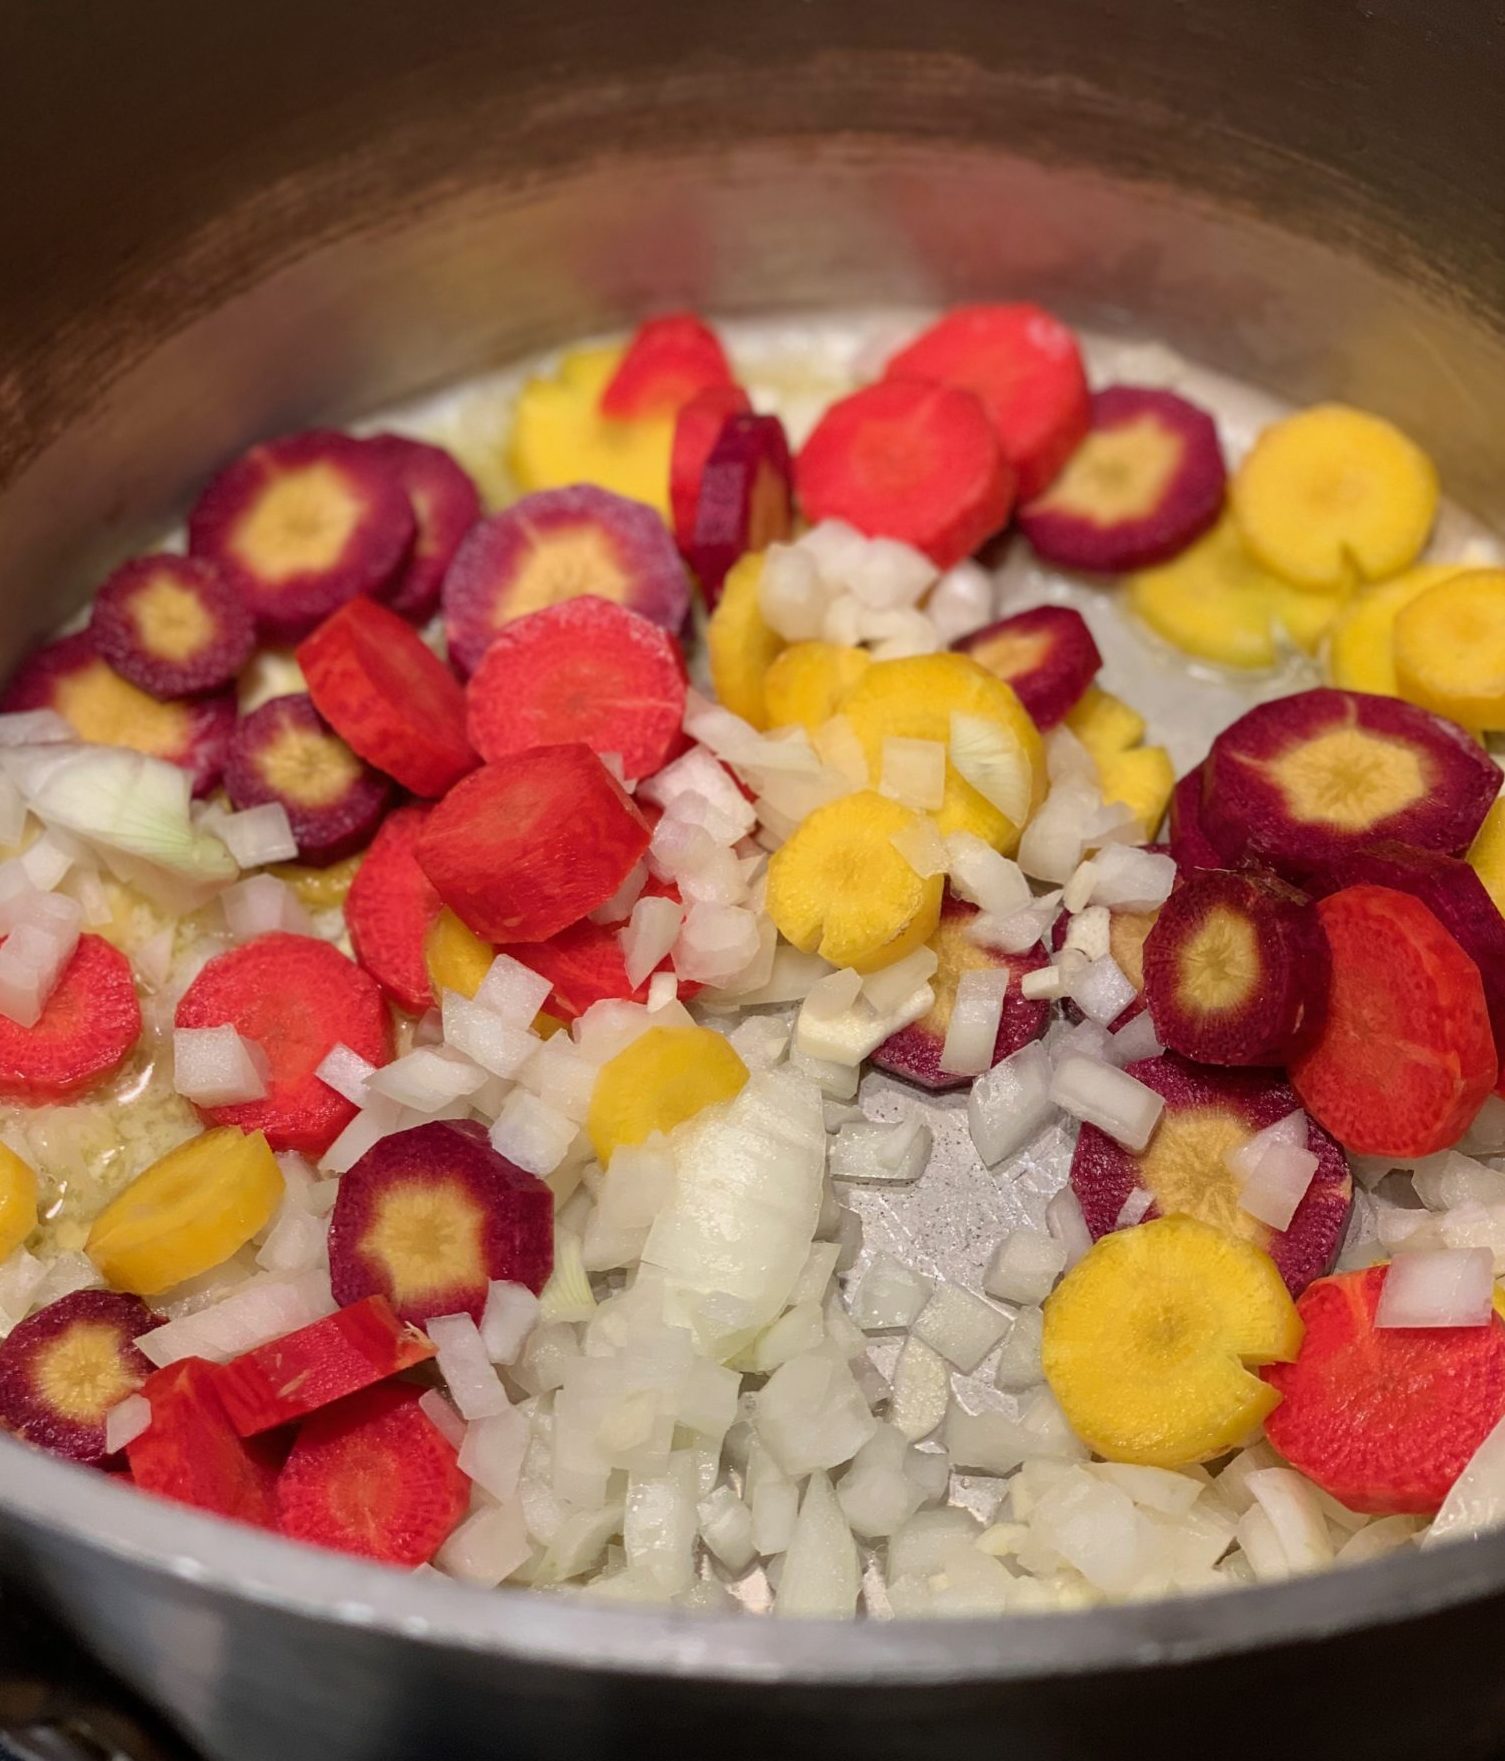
<box><xmin>2</xmin><ymin>304</ymin><xmax>1505</xmax><ymax>1615</ymax></box>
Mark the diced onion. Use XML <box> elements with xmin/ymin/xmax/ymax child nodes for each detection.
<box><xmin>1375</xmin><ymin>1247</ymin><xmax>1495</xmax><ymax>1329</ymax></box>
<box><xmin>759</xmin><ymin>543</ymin><xmax>830</xmax><ymax>641</ymax></box>
<box><xmin>221</xmin><ymin>874</ymin><xmax>312</xmax><ymax>940</ymax></box>
<box><xmin>589</xmin><ymin>859</ymin><xmax>648</xmax><ymax>926</ymax></box>
<box><xmin>879</xmin><ymin>738</ymin><xmax>947</xmax><ymax>811</ymax></box>
<box><xmin>843</xmin><ymin>534</ymin><xmax>937</xmax><ymax>611</ymax></box>
<box><xmin>458</xmin><ymin>1404</ymin><xmax>530</xmax><ymax>1503</ymax></box>
<box><xmin>1090</xmin><ymin>845</ymin><xmax>1177</xmax><ymax>911</ymax></box>
<box><xmin>984</xmin><ymin>1230</ymin><xmax>1068</xmax><ymax>1304</ymax></box>
<box><xmin>1017</xmin><ymin>782</ymin><xmax>1098</xmax><ymax>883</ymax></box>
<box><xmin>437</xmin><ymin>1501</ymin><xmax>531</xmax><ymax>1587</ymax></box>
<box><xmin>173</xmin><ymin>1025</ymin><xmax>269</xmax><ymax>1105</ymax></box>
<box><xmin>889</xmin><ymin>815</ymin><xmax>949</xmax><ymax>879</ymax></box>
<box><xmin>418</xmin><ymin>1387</ymin><xmax>467</xmax><ymax>1449</ymax></box>
<box><xmin>939</xmin><ymin>968</ymin><xmax>1008</xmax><ymax>1076</ymax></box>
<box><xmin>473</xmin><ymin>953</ymin><xmax>553</xmax><ymax>1027</ymax></box>
<box><xmin>1066</xmin><ymin>954</ymin><xmax>1138</xmax><ymax>1027</ymax></box>
<box><xmin>1114</xmin><ymin>1187</ymin><xmax>1155</xmax><ymax>1229</ymax></box>
<box><xmin>104</xmin><ymin>1393</ymin><xmax>153</xmax><ymax>1454</ymax></box>
<box><xmin>314</xmin><ymin>1042</ymin><xmax>377</xmax><ymax>1106</ymax></box>
<box><xmin>479</xmin><ymin>1280</ymin><xmax>541</xmax><ymax>1364</ymax></box>
<box><xmin>640</xmin><ymin>749</ymin><xmax>757</xmax><ymax>846</ymax></box>
<box><xmin>1233</xmin><ymin>1139</ymin><xmax>1318</xmax><ymax>1232</ymax></box>
<box><xmin>1109</xmin><ymin>1012</ymin><xmax>1162</xmax><ymax>1065</ymax></box>
<box><xmin>367</xmin><ymin>1046</ymin><xmax>486</xmax><ymax>1112</ymax></box>
<box><xmin>944</xmin><ymin>833</ymin><xmax>1031</xmax><ymax>917</ymax></box>
<box><xmin>216</xmin><ymin>803</ymin><xmax>299</xmax><ymax>869</ymax></box>
<box><xmin>135</xmin><ymin>1270</ymin><xmax>334</xmax><ymax>1366</ymax></box>
<box><xmin>968</xmin><ymin>1042</ymin><xmax>1056</xmax><ymax>1166</ymax></box>
<box><xmin>621</xmin><ymin>893</ymin><xmax>686</xmax><ymax>989</ymax></box>
<box><xmin>672</xmin><ymin>902</ymin><xmax>763</xmax><ymax>986</ymax></box>
<box><xmin>488</xmin><ymin>1091</ymin><xmax>577</xmax><ymax>1176</ymax></box>
<box><xmin>0</xmin><ymin>709</ymin><xmax>72</xmax><ymax>746</ymax></box>
<box><xmin>860</xmin><ymin>946</ymin><xmax>939</xmax><ymax>1015</ymax></box>
<box><xmin>949</xmin><ymin>714</ymin><xmax>1032</xmax><ymax>826</ymax></box>
<box><xmin>1045</xmin><ymin>1187</ymin><xmax>1094</xmax><ymax>1268</ymax></box>
<box><xmin>428</xmin><ymin>1312</ymin><xmax>512</xmax><ymax>1418</ymax></box>
<box><xmin>924</xmin><ymin>560</ymin><xmax>995</xmax><ymax>644</ymax></box>
<box><xmin>1049</xmin><ymin>1054</ymin><xmax>1164</xmax><ymax>1152</ymax></box>
<box><xmin>1427</xmin><ymin>1412</ymin><xmax>1505</xmax><ymax>1546</ymax></box>
<box><xmin>828</xmin><ymin>1114</ymin><xmax>933</xmax><ymax>1185</ymax></box>
<box><xmin>441</xmin><ymin>991</ymin><xmax>540</xmax><ymax>1079</ymax></box>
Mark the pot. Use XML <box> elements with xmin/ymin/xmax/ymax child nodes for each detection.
<box><xmin>2</xmin><ymin>2</ymin><xmax>1504</xmax><ymax>1756</ymax></box>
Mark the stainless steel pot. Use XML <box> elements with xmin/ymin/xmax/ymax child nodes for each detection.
<box><xmin>2</xmin><ymin>3</ymin><xmax>1504</xmax><ymax>1756</ymax></box>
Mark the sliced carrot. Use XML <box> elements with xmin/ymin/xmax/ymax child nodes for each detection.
<box><xmin>297</xmin><ymin>596</ymin><xmax>477</xmax><ymax>798</ymax></box>
<box><xmin>670</xmin><ymin>384</ymin><xmax>752</xmax><ymax>554</ymax></box>
<box><xmin>1290</xmin><ymin>886</ymin><xmax>1496</xmax><ymax>1158</ymax></box>
<box><xmin>175</xmin><ymin>933</ymin><xmax>392</xmax><ymax>1155</ymax></box>
<box><xmin>127</xmin><ymin>1358</ymin><xmax>281</xmax><ymax>1526</ymax></box>
<box><xmin>1264</xmin><ymin>1266</ymin><xmax>1505</xmax><ymax>1515</ymax></box>
<box><xmin>464</xmin><ymin>596</ymin><xmax>688</xmax><ymax>781</ymax></box>
<box><xmin>0</xmin><ymin>934</ymin><xmax>141</xmax><ymax>1104</ymax></box>
<box><xmin>344</xmin><ymin>805</ymin><xmax>441</xmax><ymax>1015</ymax></box>
<box><xmin>796</xmin><ymin>380</ymin><xmax>1014</xmax><ymax>569</ymax></box>
<box><xmin>684</xmin><ymin>412</ymin><xmax>795</xmax><ymax>603</ymax></box>
<box><xmin>501</xmin><ymin>877</ymin><xmax>695</xmax><ymax>1022</ymax></box>
<box><xmin>600</xmin><ymin>313</ymin><xmax>735</xmax><ymax>419</ymax></box>
<box><xmin>212</xmin><ymin>1296</ymin><xmax>435</xmax><ymax>1437</ymax></box>
<box><xmin>883</xmin><ymin>303</ymin><xmax>1091</xmax><ymax>500</ymax></box>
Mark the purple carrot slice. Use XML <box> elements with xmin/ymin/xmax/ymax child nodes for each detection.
<box><xmin>1200</xmin><ymin>687</ymin><xmax>1500</xmax><ymax>883</ymax></box>
<box><xmin>1017</xmin><ymin>385</ymin><xmax>1227</xmax><ymax>574</ymax></box>
<box><xmin>441</xmin><ymin>484</ymin><xmax>693</xmax><ymax>677</ymax></box>
<box><xmin>224</xmin><ymin>692</ymin><xmax>392</xmax><ymax>865</ymax></box>
<box><xmin>1070</xmin><ymin>1053</ymin><xmax>1352</xmax><ymax>1295</ymax></box>
<box><xmin>89</xmin><ymin>554</ymin><xmax>255</xmax><ymax>699</ymax></box>
<box><xmin>1143</xmin><ymin>868</ymin><xmax>1330</xmax><ymax>1066</ymax></box>
<box><xmin>188</xmin><ymin>429</ymin><xmax>415</xmax><ymax>643</ymax></box>
<box><xmin>0</xmin><ymin>1289</ymin><xmax>159</xmax><ymax>1464</ymax></box>
<box><xmin>684</xmin><ymin>411</ymin><xmax>794</xmax><ymax>605</ymax></box>
<box><xmin>362</xmin><ymin>434</ymin><xmax>481</xmax><ymax>624</ymax></box>
<box><xmin>955</xmin><ymin>605</ymin><xmax>1101</xmax><ymax>729</ymax></box>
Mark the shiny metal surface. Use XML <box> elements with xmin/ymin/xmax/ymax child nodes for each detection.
<box><xmin>1</xmin><ymin>1</ymin><xmax>1505</xmax><ymax>1756</ymax></box>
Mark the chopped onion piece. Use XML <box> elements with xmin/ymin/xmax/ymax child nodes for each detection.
<box><xmin>368</xmin><ymin>1046</ymin><xmax>486</xmax><ymax>1112</ymax></box>
<box><xmin>135</xmin><ymin>1270</ymin><xmax>333</xmax><ymax>1365</ymax></box>
<box><xmin>255</xmin><ymin>1206</ymin><xmax>327</xmax><ymax>1275</ymax></box>
<box><xmin>776</xmin><ymin>1471</ymin><xmax>861</xmax><ymax>1617</ymax></box>
<box><xmin>440</xmin><ymin>991</ymin><xmax>540</xmax><ymax>1080</ymax></box>
<box><xmin>1232</xmin><ymin>1139</ymin><xmax>1318</xmax><ymax>1232</ymax></box>
<box><xmin>984</xmin><ymin>1230</ymin><xmax>1067</xmax><ymax>1305</ymax></box>
<box><xmin>925</xmin><ymin>560</ymin><xmax>995</xmax><ymax>643</ymax></box>
<box><xmin>995</xmin><ymin>1305</ymin><xmax>1045</xmax><ymax>1392</ymax></box>
<box><xmin>828</xmin><ymin>1114</ymin><xmax>932</xmax><ymax>1185</ymax></box>
<box><xmin>1375</xmin><ymin>1248</ymin><xmax>1494</xmax><ymax>1329</ymax></box>
<box><xmin>804</xmin><ymin>966</ymin><xmax>864</xmax><ymax>1021</ymax></box>
<box><xmin>810</xmin><ymin>714</ymin><xmax>869</xmax><ymax>789</ymax></box>
<box><xmin>222</xmin><ymin>874</ymin><xmax>312</xmax><ymax>940</ymax></box>
<box><xmin>1427</xmin><ymin>1412</ymin><xmax>1505</xmax><ymax>1546</ymax></box>
<box><xmin>428</xmin><ymin>1312</ymin><xmax>512</xmax><ymax>1418</ymax></box>
<box><xmin>844</xmin><ymin>533</ymin><xmax>937</xmax><ymax>609</ymax></box>
<box><xmin>949</xmin><ymin>713</ymin><xmax>1032</xmax><ymax>825</ymax></box>
<box><xmin>479</xmin><ymin>1280</ymin><xmax>541</xmax><ymax>1364</ymax></box>
<box><xmin>488</xmin><ymin>1092</ymin><xmax>576</xmax><ymax>1177</ymax></box>
<box><xmin>850</xmin><ymin>1252</ymin><xmax>932</xmax><ymax>1332</ymax></box>
<box><xmin>217</xmin><ymin>803</ymin><xmax>299</xmax><ymax>869</ymax></box>
<box><xmin>1114</xmin><ymin>1187</ymin><xmax>1155</xmax><ymax>1229</ymax></box>
<box><xmin>437</xmin><ymin>1500</ymin><xmax>531</xmax><ymax>1587</ymax></box>
<box><xmin>726</xmin><ymin>944</ymin><xmax>831</xmax><ymax>1007</ymax></box>
<box><xmin>474</xmin><ymin>954</ymin><xmax>553</xmax><ymax>1027</ymax></box>
<box><xmin>939</xmin><ymin>967</ymin><xmax>1009</xmax><ymax>1076</ymax></box>
<box><xmin>1049</xmin><ymin>1054</ymin><xmax>1164</xmax><ymax>1151</ymax></box>
<box><xmin>913</xmin><ymin>1282</ymin><xmax>1008</xmax><ymax>1372</ymax></box>
<box><xmin>314</xmin><ymin>1042</ymin><xmax>377</xmax><ymax>1106</ymax></box>
<box><xmin>590</xmin><ymin>858</ymin><xmax>648</xmax><ymax>926</ymax></box>
<box><xmin>759</xmin><ymin>542</ymin><xmax>830</xmax><ymax>641</ymax></box>
<box><xmin>104</xmin><ymin>1394</ymin><xmax>153</xmax><ymax>1454</ymax></box>
<box><xmin>968</xmin><ymin>1041</ymin><xmax>1056</xmax><ymax>1166</ymax></box>
<box><xmin>890</xmin><ymin>814</ymin><xmax>949</xmax><ymax>880</ymax></box>
<box><xmin>173</xmin><ymin>1025</ymin><xmax>269</xmax><ymax>1106</ymax></box>
<box><xmin>1246</xmin><ymin>1467</ymin><xmax>1334</xmax><ymax>1572</ymax></box>
<box><xmin>641</xmin><ymin>748</ymin><xmax>756</xmax><ymax>845</ymax></box>
<box><xmin>879</xmin><ymin>738</ymin><xmax>947</xmax><ymax>812</ymax></box>
<box><xmin>418</xmin><ymin>1387</ymin><xmax>467</xmax><ymax>1449</ymax></box>
<box><xmin>1017</xmin><ymin>782</ymin><xmax>1098</xmax><ymax>883</ymax></box>
<box><xmin>795</xmin><ymin>976</ymin><xmax>933</xmax><ymax>1067</ymax></box>
<box><xmin>672</xmin><ymin>902</ymin><xmax>763</xmax><ymax>986</ymax></box>
<box><xmin>943</xmin><ymin>833</ymin><xmax>1031</xmax><ymax>918</ymax></box>
<box><xmin>1046</xmin><ymin>1187</ymin><xmax>1094</xmax><ymax>1269</ymax></box>
<box><xmin>1067</xmin><ymin>954</ymin><xmax>1137</xmax><ymax>1027</ymax></box>
<box><xmin>861</xmin><ymin>946</ymin><xmax>939</xmax><ymax>1016</ymax></box>
<box><xmin>0</xmin><ymin>709</ymin><xmax>71</xmax><ymax>745</ymax></box>
<box><xmin>621</xmin><ymin>893</ymin><xmax>685</xmax><ymax>989</ymax></box>
<box><xmin>320</xmin><ymin>1094</ymin><xmax>405</xmax><ymax>1174</ymax></box>
<box><xmin>1110</xmin><ymin>1012</ymin><xmax>1162</xmax><ymax>1065</ymax></box>
<box><xmin>1090</xmin><ymin>844</ymin><xmax>1177</xmax><ymax>912</ymax></box>
<box><xmin>1020</xmin><ymin>964</ymin><xmax>1067</xmax><ymax>1002</ymax></box>
<box><xmin>458</xmin><ymin>1403</ymin><xmax>529</xmax><ymax>1503</ymax></box>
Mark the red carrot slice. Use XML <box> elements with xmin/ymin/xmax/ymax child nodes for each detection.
<box><xmin>175</xmin><ymin>932</ymin><xmax>391</xmax><ymax>1155</ymax></box>
<box><xmin>441</xmin><ymin>485</ymin><xmax>693</xmax><ymax>678</ymax></box>
<box><xmin>188</xmin><ymin>430</ymin><xmax>415</xmax><ymax>643</ymax></box>
<box><xmin>1308</xmin><ymin>842</ymin><xmax>1505</xmax><ymax>1076</ymax></box>
<box><xmin>297</xmin><ymin>596</ymin><xmax>477</xmax><ymax>798</ymax></box>
<box><xmin>344</xmin><ymin>805</ymin><xmax>441</xmax><ymax>1014</ymax></box>
<box><xmin>883</xmin><ymin>304</ymin><xmax>1092</xmax><ymax>501</ymax></box>
<box><xmin>224</xmin><ymin>693</ymin><xmax>392</xmax><ymax>866</ymax></box>
<box><xmin>415</xmin><ymin>746</ymin><xmax>651</xmax><ymax>944</ymax></box>
<box><xmin>1071</xmin><ymin>1054</ymin><xmax>1352</xmax><ymax>1297</ymax></box>
<box><xmin>1017</xmin><ymin>386</ymin><xmax>1227</xmax><ymax>574</ymax></box>
<box><xmin>796</xmin><ymin>380</ymin><xmax>1014</xmax><ymax>569</ymax></box>
<box><xmin>1264</xmin><ymin>1265</ymin><xmax>1505</xmax><ymax>1514</ymax></box>
<box><xmin>211</xmin><ymin>1296</ymin><xmax>435</xmax><ymax>1437</ymax></box>
<box><xmin>464</xmin><ymin>596</ymin><xmax>688</xmax><ymax>781</ymax></box>
<box><xmin>671</xmin><ymin>384</ymin><xmax>753</xmax><ymax>554</ymax></box>
<box><xmin>600</xmin><ymin>312</ymin><xmax>735</xmax><ymax>419</ymax></box>
<box><xmin>89</xmin><ymin>554</ymin><xmax>255</xmax><ymax>699</ymax></box>
<box><xmin>127</xmin><ymin>1358</ymin><xmax>280</xmax><ymax>1526</ymax></box>
<box><xmin>685</xmin><ymin>412</ymin><xmax>795</xmax><ymax>604</ymax></box>
<box><xmin>275</xmin><ymin>1381</ymin><xmax>467</xmax><ymax>1566</ymax></box>
<box><xmin>0</xmin><ymin>934</ymin><xmax>141</xmax><ymax>1104</ymax></box>
<box><xmin>1290</xmin><ymin>885</ymin><xmax>1496</xmax><ymax>1157</ymax></box>
<box><xmin>501</xmin><ymin>877</ymin><xmax>695</xmax><ymax>1022</ymax></box>
<box><xmin>0</xmin><ymin>1290</ymin><xmax>158</xmax><ymax>1464</ymax></box>
<box><xmin>361</xmin><ymin>434</ymin><xmax>481</xmax><ymax>624</ymax></box>
<box><xmin>328</xmin><ymin>1119</ymin><xmax>554</xmax><ymax>1320</ymax></box>
<box><xmin>955</xmin><ymin>605</ymin><xmax>1102</xmax><ymax>729</ymax></box>
<box><xmin>1</xmin><ymin>631</ymin><xmax>234</xmax><ymax>796</ymax></box>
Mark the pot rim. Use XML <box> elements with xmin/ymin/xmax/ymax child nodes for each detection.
<box><xmin>2</xmin><ymin>1432</ymin><xmax>1495</xmax><ymax>1679</ymax></box>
